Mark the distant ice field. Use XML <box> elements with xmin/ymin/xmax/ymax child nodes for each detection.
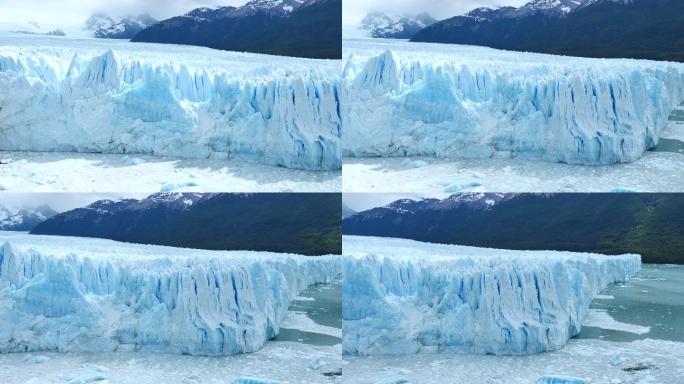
<box><xmin>0</xmin><ymin>34</ymin><xmax>339</xmax><ymax>76</ymax></box>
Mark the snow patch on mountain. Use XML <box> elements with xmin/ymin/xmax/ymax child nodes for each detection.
<box><xmin>0</xmin><ymin>205</ymin><xmax>57</xmax><ymax>231</ymax></box>
<box><xmin>359</xmin><ymin>12</ymin><xmax>437</xmax><ymax>39</ymax></box>
<box><xmin>84</xmin><ymin>13</ymin><xmax>157</xmax><ymax>39</ymax></box>
<box><xmin>342</xmin><ymin>236</ymin><xmax>641</xmax><ymax>356</ymax></box>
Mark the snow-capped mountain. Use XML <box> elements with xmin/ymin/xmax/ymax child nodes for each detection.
<box><xmin>360</xmin><ymin>12</ymin><xmax>437</xmax><ymax>39</ymax></box>
<box><xmin>0</xmin><ymin>205</ymin><xmax>58</xmax><ymax>231</ymax></box>
<box><xmin>431</xmin><ymin>0</ymin><xmax>590</xmax><ymax>30</ymax></box>
<box><xmin>32</xmin><ymin>193</ymin><xmax>341</xmax><ymax>255</ymax></box>
<box><xmin>412</xmin><ymin>0</ymin><xmax>681</xmax><ymax>61</ymax></box>
<box><xmin>350</xmin><ymin>193</ymin><xmax>512</xmax><ymax>221</ymax></box>
<box><xmin>515</xmin><ymin>0</ymin><xmax>588</xmax><ymax>16</ymax></box>
<box><xmin>342</xmin><ymin>203</ymin><xmax>356</xmax><ymax>219</ymax></box>
<box><xmin>233</xmin><ymin>0</ymin><xmax>313</xmax><ymax>16</ymax></box>
<box><xmin>48</xmin><ymin>193</ymin><xmax>211</xmax><ymax>224</ymax></box>
<box><xmin>85</xmin><ymin>13</ymin><xmax>157</xmax><ymax>39</ymax></box>
<box><xmin>131</xmin><ymin>0</ymin><xmax>341</xmax><ymax>59</ymax></box>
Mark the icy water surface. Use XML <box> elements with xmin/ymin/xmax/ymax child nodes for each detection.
<box><xmin>653</xmin><ymin>105</ymin><xmax>684</xmax><ymax>154</ymax></box>
<box><xmin>578</xmin><ymin>264</ymin><xmax>684</xmax><ymax>342</ymax></box>
<box><xmin>275</xmin><ymin>280</ymin><xmax>342</xmax><ymax>346</ymax></box>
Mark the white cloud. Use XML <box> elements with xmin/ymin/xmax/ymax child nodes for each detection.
<box><xmin>0</xmin><ymin>193</ymin><xmax>148</xmax><ymax>212</ymax></box>
<box><xmin>0</xmin><ymin>0</ymin><xmax>249</xmax><ymax>28</ymax></box>
<box><xmin>343</xmin><ymin>0</ymin><xmax>529</xmax><ymax>34</ymax></box>
<box><xmin>343</xmin><ymin>193</ymin><xmax>450</xmax><ymax>212</ymax></box>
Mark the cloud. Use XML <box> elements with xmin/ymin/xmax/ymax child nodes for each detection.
<box><xmin>343</xmin><ymin>193</ymin><xmax>450</xmax><ymax>212</ymax></box>
<box><xmin>0</xmin><ymin>0</ymin><xmax>249</xmax><ymax>27</ymax></box>
<box><xmin>343</xmin><ymin>0</ymin><xmax>529</xmax><ymax>32</ymax></box>
<box><xmin>0</xmin><ymin>193</ymin><xmax>148</xmax><ymax>212</ymax></box>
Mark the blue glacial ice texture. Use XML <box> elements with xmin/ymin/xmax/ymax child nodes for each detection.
<box><xmin>341</xmin><ymin>48</ymin><xmax>684</xmax><ymax>165</ymax></box>
<box><xmin>342</xmin><ymin>239</ymin><xmax>641</xmax><ymax>356</ymax></box>
<box><xmin>0</xmin><ymin>242</ymin><xmax>341</xmax><ymax>356</ymax></box>
<box><xmin>0</xmin><ymin>49</ymin><xmax>341</xmax><ymax>170</ymax></box>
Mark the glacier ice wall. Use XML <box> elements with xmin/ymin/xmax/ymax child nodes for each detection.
<box><xmin>0</xmin><ymin>239</ymin><xmax>341</xmax><ymax>356</ymax></box>
<box><xmin>0</xmin><ymin>39</ymin><xmax>341</xmax><ymax>170</ymax></box>
<box><xmin>341</xmin><ymin>40</ymin><xmax>684</xmax><ymax>165</ymax></box>
<box><xmin>342</xmin><ymin>236</ymin><xmax>641</xmax><ymax>356</ymax></box>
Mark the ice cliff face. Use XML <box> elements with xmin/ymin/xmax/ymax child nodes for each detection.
<box><xmin>0</xmin><ymin>233</ymin><xmax>341</xmax><ymax>356</ymax></box>
<box><xmin>342</xmin><ymin>236</ymin><xmax>641</xmax><ymax>356</ymax></box>
<box><xmin>341</xmin><ymin>39</ymin><xmax>684</xmax><ymax>165</ymax></box>
<box><xmin>0</xmin><ymin>37</ymin><xmax>341</xmax><ymax>170</ymax></box>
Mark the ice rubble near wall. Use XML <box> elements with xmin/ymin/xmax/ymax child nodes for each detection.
<box><xmin>0</xmin><ymin>238</ymin><xmax>341</xmax><ymax>356</ymax></box>
<box><xmin>342</xmin><ymin>236</ymin><xmax>641</xmax><ymax>356</ymax></box>
<box><xmin>341</xmin><ymin>40</ymin><xmax>684</xmax><ymax>165</ymax></box>
<box><xmin>0</xmin><ymin>44</ymin><xmax>341</xmax><ymax>170</ymax></box>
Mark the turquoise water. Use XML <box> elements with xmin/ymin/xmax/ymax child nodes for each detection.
<box><xmin>273</xmin><ymin>281</ymin><xmax>342</xmax><ymax>346</ymax></box>
<box><xmin>652</xmin><ymin>107</ymin><xmax>684</xmax><ymax>153</ymax></box>
<box><xmin>577</xmin><ymin>264</ymin><xmax>684</xmax><ymax>342</ymax></box>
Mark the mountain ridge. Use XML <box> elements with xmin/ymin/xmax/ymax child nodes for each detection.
<box><xmin>32</xmin><ymin>193</ymin><xmax>341</xmax><ymax>256</ymax></box>
<box><xmin>131</xmin><ymin>0</ymin><xmax>341</xmax><ymax>59</ymax></box>
<box><xmin>411</xmin><ymin>0</ymin><xmax>684</xmax><ymax>62</ymax></box>
<box><xmin>343</xmin><ymin>193</ymin><xmax>684</xmax><ymax>264</ymax></box>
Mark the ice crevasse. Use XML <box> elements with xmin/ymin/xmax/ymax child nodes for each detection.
<box><xmin>0</xmin><ymin>233</ymin><xmax>341</xmax><ymax>356</ymax></box>
<box><xmin>341</xmin><ymin>39</ymin><xmax>684</xmax><ymax>165</ymax></box>
<box><xmin>0</xmin><ymin>38</ymin><xmax>341</xmax><ymax>170</ymax></box>
<box><xmin>342</xmin><ymin>236</ymin><xmax>641</xmax><ymax>356</ymax></box>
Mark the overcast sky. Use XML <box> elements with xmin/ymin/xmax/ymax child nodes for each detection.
<box><xmin>344</xmin><ymin>0</ymin><xmax>529</xmax><ymax>33</ymax></box>
<box><xmin>0</xmin><ymin>0</ymin><xmax>249</xmax><ymax>29</ymax></box>
<box><xmin>0</xmin><ymin>193</ymin><xmax>148</xmax><ymax>212</ymax></box>
<box><xmin>343</xmin><ymin>193</ymin><xmax>450</xmax><ymax>212</ymax></box>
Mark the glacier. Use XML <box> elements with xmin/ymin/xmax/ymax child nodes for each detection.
<box><xmin>0</xmin><ymin>232</ymin><xmax>341</xmax><ymax>356</ymax></box>
<box><xmin>342</xmin><ymin>236</ymin><xmax>641</xmax><ymax>356</ymax></box>
<box><xmin>341</xmin><ymin>39</ymin><xmax>684</xmax><ymax>165</ymax></box>
<box><xmin>0</xmin><ymin>35</ymin><xmax>341</xmax><ymax>170</ymax></box>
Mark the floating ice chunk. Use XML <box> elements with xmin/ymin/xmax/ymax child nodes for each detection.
<box><xmin>308</xmin><ymin>356</ymin><xmax>324</xmax><ymax>370</ymax></box>
<box><xmin>582</xmin><ymin>309</ymin><xmax>651</xmax><ymax>335</ymax></box>
<box><xmin>120</xmin><ymin>156</ymin><xmax>146</xmax><ymax>166</ymax></box>
<box><xmin>400</xmin><ymin>159</ymin><xmax>429</xmax><ymax>168</ymax></box>
<box><xmin>342</xmin><ymin>236</ymin><xmax>641</xmax><ymax>356</ymax></box>
<box><xmin>443</xmin><ymin>180</ymin><xmax>482</xmax><ymax>192</ymax></box>
<box><xmin>371</xmin><ymin>374</ymin><xmax>411</xmax><ymax>384</ymax></box>
<box><xmin>160</xmin><ymin>180</ymin><xmax>199</xmax><ymax>192</ymax></box>
<box><xmin>233</xmin><ymin>378</ymin><xmax>281</xmax><ymax>384</ymax></box>
<box><xmin>22</xmin><ymin>354</ymin><xmax>50</xmax><ymax>363</ymax></box>
<box><xmin>294</xmin><ymin>295</ymin><xmax>315</xmax><ymax>301</ymax></box>
<box><xmin>536</xmin><ymin>376</ymin><xmax>587</xmax><ymax>384</ymax></box>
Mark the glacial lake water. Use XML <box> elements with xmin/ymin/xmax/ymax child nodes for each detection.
<box><xmin>273</xmin><ymin>280</ymin><xmax>342</xmax><ymax>346</ymax></box>
<box><xmin>653</xmin><ymin>105</ymin><xmax>684</xmax><ymax>153</ymax></box>
<box><xmin>578</xmin><ymin>264</ymin><xmax>684</xmax><ymax>343</ymax></box>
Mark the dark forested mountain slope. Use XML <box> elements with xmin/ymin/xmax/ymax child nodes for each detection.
<box><xmin>132</xmin><ymin>0</ymin><xmax>341</xmax><ymax>59</ymax></box>
<box><xmin>412</xmin><ymin>0</ymin><xmax>684</xmax><ymax>62</ymax></box>
<box><xmin>33</xmin><ymin>193</ymin><xmax>341</xmax><ymax>255</ymax></box>
<box><xmin>343</xmin><ymin>193</ymin><xmax>684</xmax><ymax>264</ymax></box>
